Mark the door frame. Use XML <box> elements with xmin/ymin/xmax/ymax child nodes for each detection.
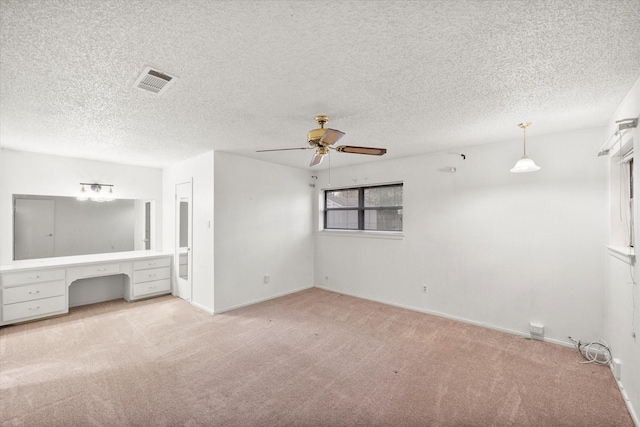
<box><xmin>175</xmin><ymin>180</ymin><xmax>193</xmax><ymax>301</ymax></box>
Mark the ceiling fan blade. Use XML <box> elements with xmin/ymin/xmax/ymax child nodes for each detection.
<box><xmin>320</xmin><ymin>128</ymin><xmax>345</xmax><ymax>146</ymax></box>
<box><xmin>335</xmin><ymin>145</ymin><xmax>387</xmax><ymax>156</ymax></box>
<box><xmin>310</xmin><ymin>152</ymin><xmax>325</xmax><ymax>167</ymax></box>
<box><xmin>256</xmin><ymin>147</ymin><xmax>310</xmax><ymax>152</ymax></box>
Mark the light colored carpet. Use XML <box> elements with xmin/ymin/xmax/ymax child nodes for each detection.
<box><xmin>0</xmin><ymin>288</ymin><xmax>633</xmax><ymax>426</ymax></box>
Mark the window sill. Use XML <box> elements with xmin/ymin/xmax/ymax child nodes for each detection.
<box><xmin>318</xmin><ymin>230</ymin><xmax>405</xmax><ymax>240</ymax></box>
<box><xmin>606</xmin><ymin>245</ymin><xmax>635</xmax><ymax>264</ymax></box>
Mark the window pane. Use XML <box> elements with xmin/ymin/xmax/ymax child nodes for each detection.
<box><xmin>326</xmin><ymin>210</ymin><xmax>359</xmax><ymax>229</ymax></box>
<box><xmin>364</xmin><ymin>209</ymin><xmax>403</xmax><ymax>231</ymax></box>
<box><xmin>326</xmin><ymin>189</ymin><xmax>359</xmax><ymax>208</ymax></box>
<box><xmin>364</xmin><ymin>186</ymin><xmax>403</xmax><ymax>207</ymax></box>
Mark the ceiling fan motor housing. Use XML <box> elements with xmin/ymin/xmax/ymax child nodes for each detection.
<box><xmin>308</xmin><ymin>115</ymin><xmax>329</xmax><ymax>146</ymax></box>
<box><xmin>307</xmin><ymin>128</ymin><xmax>326</xmax><ymax>145</ymax></box>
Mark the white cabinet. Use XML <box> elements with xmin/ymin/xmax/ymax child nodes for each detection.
<box><xmin>2</xmin><ymin>269</ymin><xmax>65</xmax><ymax>286</ymax></box>
<box><xmin>3</xmin><ymin>280</ymin><xmax>66</xmax><ymax>304</ymax></box>
<box><xmin>81</xmin><ymin>263</ymin><xmax>120</xmax><ymax>277</ymax></box>
<box><xmin>1</xmin><ymin>252</ymin><xmax>173</xmax><ymax>326</ymax></box>
<box><xmin>128</xmin><ymin>257</ymin><xmax>171</xmax><ymax>300</ymax></box>
<box><xmin>1</xmin><ymin>269</ymin><xmax>67</xmax><ymax>324</ymax></box>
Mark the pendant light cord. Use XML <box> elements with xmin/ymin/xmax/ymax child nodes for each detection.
<box><xmin>517</xmin><ymin>122</ymin><xmax>532</xmax><ymax>157</ymax></box>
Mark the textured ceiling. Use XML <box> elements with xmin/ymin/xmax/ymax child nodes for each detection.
<box><xmin>1</xmin><ymin>0</ymin><xmax>639</xmax><ymax>170</ymax></box>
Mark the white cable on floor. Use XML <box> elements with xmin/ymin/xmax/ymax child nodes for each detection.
<box><xmin>568</xmin><ymin>336</ymin><xmax>612</xmax><ymax>365</ymax></box>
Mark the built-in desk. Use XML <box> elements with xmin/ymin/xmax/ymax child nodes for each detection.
<box><xmin>0</xmin><ymin>251</ymin><xmax>173</xmax><ymax>326</ymax></box>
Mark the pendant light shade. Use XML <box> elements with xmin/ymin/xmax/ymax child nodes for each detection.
<box><xmin>510</xmin><ymin>156</ymin><xmax>541</xmax><ymax>173</ymax></box>
<box><xmin>510</xmin><ymin>122</ymin><xmax>541</xmax><ymax>173</ymax></box>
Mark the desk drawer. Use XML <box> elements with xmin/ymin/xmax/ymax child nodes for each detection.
<box><xmin>3</xmin><ymin>295</ymin><xmax>66</xmax><ymax>323</ymax></box>
<box><xmin>134</xmin><ymin>257</ymin><xmax>171</xmax><ymax>270</ymax></box>
<box><xmin>81</xmin><ymin>263</ymin><xmax>120</xmax><ymax>277</ymax></box>
<box><xmin>133</xmin><ymin>279</ymin><xmax>171</xmax><ymax>298</ymax></box>
<box><xmin>133</xmin><ymin>267</ymin><xmax>170</xmax><ymax>284</ymax></box>
<box><xmin>3</xmin><ymin>280</ymin><xmax>65</xmax><ymax>304</ymax></box>
<box><xmin>2</xmin><ymin>269</ymin><xmax>65</xmax><ymax>287</ymax></box>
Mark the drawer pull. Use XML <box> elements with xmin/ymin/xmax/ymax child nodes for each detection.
<box><xmin>28</xmin><ymin>290</ymin><xmax>41</xmax><ymax>295</ymax></box>
<box><xmin>28</xmin><ymin>275</ymin><xmax>40</xmax><ymax>279</ymax></box>
<box><xmin>148</xmin><ymin>262</ymin><xmax>156</xmax><ymax>266</ymax></box>
<box><xmin>148</xmin><ymin>273</ymin><xmax>156</xmax><ymax>277</ymax></box>
<box><xmin>149</xmin><ymin>285</ymin><xmax>157</xmax><ymax>289</ymax></box>
<box><xmin>97</xmin><ymin>268</ymin><xmax>107</xmax><ymax>272</ymax></box>
<box><xmin>28</xmin><ymin>306</ymin><xmax>40</xmax><ymax>311</ymax></box>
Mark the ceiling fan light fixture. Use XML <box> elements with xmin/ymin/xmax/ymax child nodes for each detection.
<box><xmin>510</xmin><ymin>122</ymin><xmax>540</xmax><ymax>173</ymax></box>
<box><xmin>257</xmin><ymin>115</ymin><xmax>388</xmax><ymax>167</ymax></box>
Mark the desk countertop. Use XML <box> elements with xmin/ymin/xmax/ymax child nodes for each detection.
<box><xmin>0</xmin><ymin>251</ymin><xmax>173</xmax><ymax>273</ymax></box>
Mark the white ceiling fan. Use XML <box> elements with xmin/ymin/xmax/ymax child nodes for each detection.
<box><xmin>257</xmin><ymin>115</ymin><xmax>387</xmax><ymax>166</ymax></box>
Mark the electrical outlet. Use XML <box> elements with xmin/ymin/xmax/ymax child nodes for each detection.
<box><xmin>612</xmin><ymin>358</ymin><xmax>622</xmax><ymax>381</ymax></box>
<box><xmin>529</xmin><ymin>322</ymin><xmax>544</xmax><ymax>337</ymax></box>
<box><xmin>422</xmin><ymin>285</ymin><xmax>427</xmax><ymax>293</ymax></box>
<box><xmin>264</xmin><ymin>274</ymin><xmax>270</xmax><ymax>284</ymax></box>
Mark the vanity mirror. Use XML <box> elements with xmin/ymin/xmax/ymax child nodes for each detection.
<box><xmin>13</xmin><ymin>195</ymin><xmax>155</xmax><ymax>261</ymax></box>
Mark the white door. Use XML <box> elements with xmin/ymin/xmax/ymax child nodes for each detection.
<box><xmin>175</xmin><ymin>182</ymin><xmax>192</xmax><ymax>300</ymax></box>
<box><xmin>14</xmin><ymin>198</ymin><xmax>55</xmax><ymax>260</ymax></box>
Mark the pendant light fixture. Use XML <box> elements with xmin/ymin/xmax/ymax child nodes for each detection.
<box><xmin>510</xmin><ymin>122</ymin><xmax>541</xmax><ymax>173</ymax></box>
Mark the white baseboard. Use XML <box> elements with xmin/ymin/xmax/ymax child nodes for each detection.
<box><xmin>190</xmin><ymin>300</ymin><xmax>214</xmax><ymax>315</ymax></box>
<box><xmin>312</xmin><ymin>285</ymin><xmax>575</xmax><ymax>348</ymax></box>
<box><xmin>213</xmin><ymin>285</ymin><xmax>314</xmax><ymax>315</ymax></box>
<box><xmin>314</xmin><ymin>285</ymin><xmax>638</xmax><ymax>425</ymax></box>
<box><xmin>610</xmin><ymin>364</ymin><xmax>640</xmax><ymax>427</ymax></box>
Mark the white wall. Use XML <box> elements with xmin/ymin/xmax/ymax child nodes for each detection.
<box><xmin>315</xmin><ymin>126</ymin><xmax>607</xmax><ymax>346</ymax></box>
<box><xmin>213</xmin><ymin>152</ymin><xmax>314</xmax><ymax>313</ymax></box>
<box><xmin>162</xmin><ymin>151</ymin><xmax>215</xmax><ymax>313</ymax></box>
<box><xmin>605</xmin><ymin>76</ymin><xmax>640</xmax><ymax>425</ymax></box>
<box><xmin>0</xmin><ymin>149</ymin><xmax>163</xmax><ymax>264</ymax></box>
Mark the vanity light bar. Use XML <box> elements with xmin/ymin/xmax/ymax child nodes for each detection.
<box><xmin>77</xmin><ymin>183</ymin><xmax>115</xmax><ymax>202</ymax></box>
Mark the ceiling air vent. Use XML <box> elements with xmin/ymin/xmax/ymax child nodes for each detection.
<box><xmin>134</xmin><ymin>66</ymin><xmax>176</xmax><ymax>95</ymax></box>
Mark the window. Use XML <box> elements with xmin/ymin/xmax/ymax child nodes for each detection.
<box><xmin>324</xmin><ymin>184</ymin><xmax>403</xmax><ymax>231</ymax></box>
<box><xmin>609</xmin><ymin>140</ymin><xmax>634</xmax><ymax>252</ymax></box>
